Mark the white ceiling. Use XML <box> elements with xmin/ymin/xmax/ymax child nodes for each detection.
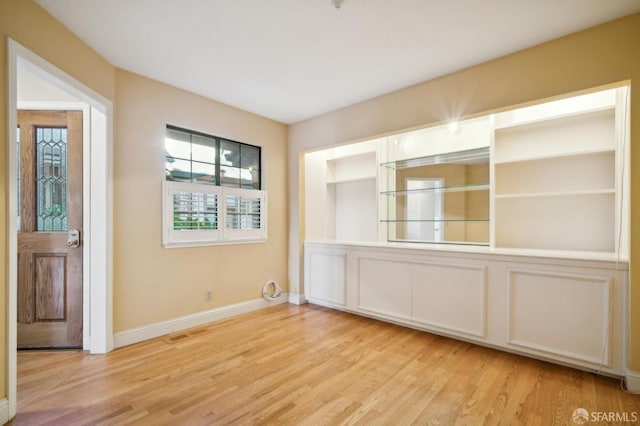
<box><xmin>36</xmin><ymin>0</ymin><xmax>640</xmax><ymax>124</ymax></box>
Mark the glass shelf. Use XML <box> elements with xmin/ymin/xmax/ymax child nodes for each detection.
<box><xmin>380</xmin><ymin>219</ymin><xmax>489</xmax><ymax>223</ymax></box>
<box><xmin>380</xmin><ymin>146</ymin><xmax>490</xmax><ymax>246</ymax></box>
<box><xmin>380</xmin><ymin>147</ymin><xmax>489</xmax><ymax>170</ymax></box>
<box><xmin>381</xmin><ymin>183</ymin><xmax>489</xmax><ymax>196</ymax></box>
<box><xmin>387</xmin><ymin>238</ymin><xmax>490</xmax><ymax>246</ymax></box>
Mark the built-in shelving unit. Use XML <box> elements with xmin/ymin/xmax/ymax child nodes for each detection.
<box><xmin>303</xmin><ymin>85</ymin><xmax>630</xmax><ymax>381</ymax></box>
<box><xmin>304</xmin><ymin>140</ymin><xmax>380</xmax><ymax>243</ymax></box>
<box><xmin>326</xmin><ymin>152</ymin><xmax>377</xmax><ymax>184</ymax></box>
<box><xmin>493</xmin><ymin>94</ymin><xmax>619</xmax><ymax>253</ymax></box>
<box><xmin>327</xmin><ymin>152</ymin><xmax>377</xmax><ymax>242</ymax></box>
<box><xmin>304</xmin><ymin>86</ymin><xmax>627</xmax><ymax>256</ymax></box>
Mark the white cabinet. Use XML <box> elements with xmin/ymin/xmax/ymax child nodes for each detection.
<box><xmin>305</xmin><ymin>246</ymin><xmax>347</xmax><ymax>306</ymax></box>
<box><xmin>304</xmin><ymin>241</ymin><xmax>628</xmax><ymax>375</ymax></box>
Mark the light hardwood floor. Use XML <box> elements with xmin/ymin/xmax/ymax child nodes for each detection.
<box><xmin>8</xmin><ymin>304</ymin><xmax>640</xmax><ymax>425</ymax></box>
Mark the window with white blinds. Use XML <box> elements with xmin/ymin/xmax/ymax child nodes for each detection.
<box><xmin>163</xmin><ymin>181</ymin><xmax>267</xmax><ymax>247</ymax></box>
<box><xmin>224</xmin><ymin>189</ymin><xmax>266</xmax><ymax>241</ymax></box>
<box><xmin>173</xmin><ymin>190</ymin><xmax>219</xmax><ymax>231</ymax></box>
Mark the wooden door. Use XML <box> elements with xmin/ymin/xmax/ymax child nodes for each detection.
<box><xmin>17</xmin><ymin>110</ymin><xmax>83</xmax><ymax>349</ymax></box>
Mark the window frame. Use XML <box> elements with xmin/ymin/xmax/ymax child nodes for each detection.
<box><xmin>162</xmin><ymin>126</ymin><xmax>267</xmax><ymax>248</ymax></box>
<box><xmin>165</xmin><ymin>124</ymin><xmax>262</xmax><ymax>190</ymax></box>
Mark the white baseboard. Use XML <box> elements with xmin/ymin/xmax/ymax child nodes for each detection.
<box><xmin>114</xmin><ymin>294</ymin><xmax>289</xmax><ymax>348</ymax></box>
<box><xmin>625</xmin><ymin>370</ymin><xmax>640</xmax><ymax>394</ymax></box>
<box><xmin>0</xmin><ymin>398</ymin><xmax>9</xmax><ymax>424</ymax></box>
<box><xmin>288</xmin><ymin>293</ymin><xmax>307</xmax><ymax>305</ymax></box>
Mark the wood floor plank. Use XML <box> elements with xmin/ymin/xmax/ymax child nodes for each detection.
<box><xmin>8</xmin><ymin>304</ymin><xmax>640</xmax><ymax>425</ymax></box>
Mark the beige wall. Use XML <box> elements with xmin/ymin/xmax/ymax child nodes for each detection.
<box><xmin>0</xmin><ymin>0</ymin><xmax>116</xmax><ymax>400</ymax></box>
<box><xmin>113</xmin><ymin>70</ymin><xmax>288</xmax><ymax>331</ymax></box>
<box><xmin>289</xmin><ymin>13</ymin><xmax>640</xmax><ymax>370</ymax></box>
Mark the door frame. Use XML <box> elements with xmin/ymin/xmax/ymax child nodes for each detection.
<box><xmin>6</xmin><ymin>39</ymin><xmax>114</xmax><ymax>417</ymax></box>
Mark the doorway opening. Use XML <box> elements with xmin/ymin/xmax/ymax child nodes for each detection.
<box><xmin>7</xmin><ymin>39</ymin><xmax>113</xmax><ymax>418</ymax></box>
<box><xmin>17</xmin><ymin>110</ymin><xmax>84</xmax><ymax>349</ymax></box>
<box><xmin>405</xmin><ymin>178</ymin><xmax>444</xmax><ymax>242</ymax></box>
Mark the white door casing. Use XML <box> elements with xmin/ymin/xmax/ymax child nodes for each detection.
<box><xmin>6</xmin><ymin>38</ymin><xmax>114</xmax><ymax>419</ymax></box>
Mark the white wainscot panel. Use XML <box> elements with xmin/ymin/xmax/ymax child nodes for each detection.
<box><xmin>507</xmin><ymin>269</ymin><xmax>612</xmax><ymax>366</ymax></box>
<box><xmin>358</xmin><ymin>258</ymin><xmax>411</xmax><ymax>320</ymax></box>
<box><xmin>307</xmin><ymin>252</ymin><xmax>347</xmax><ymax>305</ymax></box>
<box><xmin>412</xmin><ymin>263</ymin><xmax>487</xmax><ymax>338</ymax></box>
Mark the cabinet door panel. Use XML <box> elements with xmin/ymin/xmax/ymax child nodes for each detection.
<box><xmin>358</xmin><ymin>258</ymin><xmax>411</xmax><ymax>319</ymax></box>
<box><xmin>412</xmin><ymin>263</ymin><xmax>486</xmax><ymax>337</ymax></box>
<box><xmin>307</xmin><ymin>252</ymin><xmax>346</xmax><ymax>305</ymax></box>
<box><xmin>507</xmin><ymin>269</ymin><xmax>612</xmax><ymax>365</ymax></box>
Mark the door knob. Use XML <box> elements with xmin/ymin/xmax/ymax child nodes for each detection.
<box><xmin>67</xmin><ymin>229</ymin><xmax>80</xmax><ymax>248</ymax></box>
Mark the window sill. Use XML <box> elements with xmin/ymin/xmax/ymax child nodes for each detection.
<box><xmin>163</xmin><ymin>238</ymin><xmax>267</xmax><ymax>249</ymax></box>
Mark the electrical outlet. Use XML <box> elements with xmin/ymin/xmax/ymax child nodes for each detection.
<box><xmin>205</xmin><ymin>290</ymin><xmax>212</xmax><ymax>302</ymax></box>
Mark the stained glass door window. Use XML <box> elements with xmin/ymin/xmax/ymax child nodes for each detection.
<box><xmin>36</xmin><ymin>127</ymin><xmax>68</xmax><ymax>231</ymax></box>
<box><xmin>17</xmin><ymin>126</ymin><xmax>21</xmax><ymax>231</ymax></box>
